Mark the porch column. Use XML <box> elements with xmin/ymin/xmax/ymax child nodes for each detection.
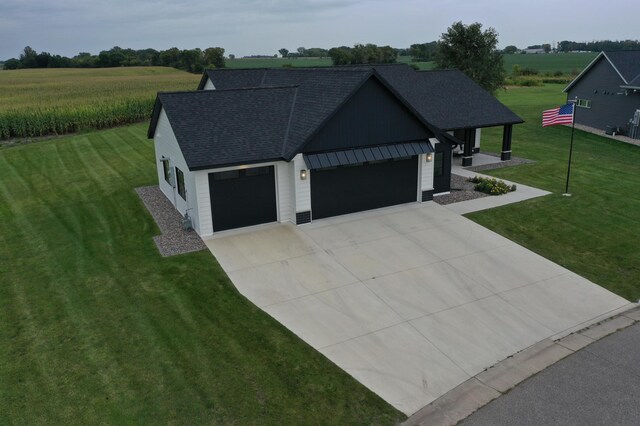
<box><xmin>462</xmin><ymin>128</ymin><xmax>475</xmax><ymax>166</ymax></box>
<box><xmin>501</xmin><ymin>124</ymin><xmax>513</xmax><ymax>161</ymax></box>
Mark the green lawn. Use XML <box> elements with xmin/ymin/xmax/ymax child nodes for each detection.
<box><xmin>0</xmin><ymin>125</ymin><xmax>404</xmax><ymax>424</ymax></box>
<box><xmin>469</xmin><ymin>84</ymin><xmax>640</xmax><ymax>301</ymax></box>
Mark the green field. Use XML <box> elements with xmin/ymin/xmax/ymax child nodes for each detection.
<box><xmin>0</xmin><ymin>67</ymin><xmax>199</xmax><ymax>139</ymax></box>
<box><xmin>502</xmin><ymin>52</ymin><xmax>597</xmax><ymax>74</ymax></box>
<box><xmin>227</xmin><ymin>53</ymin><xmax>597</xmax><ymax>74</ymax></box>
<box><xmin>470</xmin><ymin>84</ymin><xmax>640</xmax><ymax>301</ymax></box>
<box><xmin>227</xmin><ymin>57</ymin><xmax>332</xmax><ymax>69</ymax></box>
<box><xmin>0</xmin><ymin>124</ymin><xmax>404</xmax><ymax>424</ymax></box>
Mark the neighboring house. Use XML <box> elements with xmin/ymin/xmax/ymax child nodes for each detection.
<box><xmin>148</xmin><ymin>64</ymin><xmax>522</xmax><ymax>236</ymax></box>
<box><xmin>524</xmin><ymin>48</ymin><xmax>545</xmax><ymax>54</ymax></box>
<box><xmin>564</xmin><ymin>51</ymin><xmax>640</xmax><ymax>137</ymax></box>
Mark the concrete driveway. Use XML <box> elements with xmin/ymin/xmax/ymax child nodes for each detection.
<box><xmin>204</xmin><ymin>202</ymin><xmax>631</xmax><ymax>416</ymax></box>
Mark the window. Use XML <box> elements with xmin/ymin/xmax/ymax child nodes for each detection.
<box><xmin>176</xmin><ymin>167</ymin><xmax>186</xmax><ymax>200</ymax></box>
<box><xmin>577</xmin><ymin>99</ymin><xmax>591</xmax><ymax>108</ymax></box>
<box><xmin>434</xmin><ymin>152</ymin><xmax>444</xmax><ymax>177</ymax></box>
<box><xmin>161</xmin><ymin>158</ymin><xmax>171</xmax><ymax>184</ymax></box>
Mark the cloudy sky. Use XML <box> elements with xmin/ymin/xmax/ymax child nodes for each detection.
<box><xmin>1</xmin><ymin>0</ymin><xmax>638</xmax><ymax>59</ymax></box>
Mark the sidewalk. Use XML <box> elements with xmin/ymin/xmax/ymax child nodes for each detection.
<box><xmin>443</xmin><ymin>159</ymin><xmax>551</xmax><ymax>215</ymax></box>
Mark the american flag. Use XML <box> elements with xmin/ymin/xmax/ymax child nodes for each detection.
<box><xmin>542</xmin><ymin>103</ymin><xmax>574</xmax><ymax>127</ymax></box>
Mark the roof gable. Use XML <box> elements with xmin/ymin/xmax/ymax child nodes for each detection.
<box><xmin>375</xmin><ymin>66</ymin><xmax>523</xmax><ymax>130</ymax></box>
<box><xmin>564</xmin><ymin>51</ymin><xmax>640</xmax><ymax>92</ymax></box>
<box><xmin>302</xmin><ymin>75</ymin><xmax>433</xmax><ymax>153</ymax></box>
<box><xmin>148</xmin><ymin>87</ymin><xmax>297</xmax><ymax>170</ymax></box>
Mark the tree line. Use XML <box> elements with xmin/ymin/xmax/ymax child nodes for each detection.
<box><xmin>556</xmin><ymin>40</ymin><xmax>640</xmax><ymax>52</ymax></box>
<box><xmin>3</xmin><ymin>46</ymin><xmax>225</xmax><ymax>72</ymax></box>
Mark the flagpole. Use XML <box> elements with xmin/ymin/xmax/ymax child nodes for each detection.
<box><xmin>563</xmin><ymin>97</ymin><xmax>577</xmax><ymax>196</ymax></box>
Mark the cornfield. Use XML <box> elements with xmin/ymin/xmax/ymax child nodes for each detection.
<box><xmin>0</xmin><ymin>67</ymin><xmax>200</xmax><ymax>140</ymax></box>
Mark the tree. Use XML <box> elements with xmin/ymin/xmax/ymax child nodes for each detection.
<box><xmin>503</xmin><ymin>45</ymin><xmax>518</xmax><ymax>54</ymax></box>
<box><xmin>328</xmin><ymin>44</ymin><xmax>397</xmax><ymax>66</ymax></box>
<box><xmin>278</xmin><ymin>48</ymin><xmax>289</xmax><ymax>58</ymax></box>
<box><xmin>328</xmin><ymin>47</ymin><xmax>351</xmax><ymax>65</ymax></box>
<box><xmin>3</xmin><ymin>58</ymin><xmax>20</xmax><ymax>70</ymax></box>
<box><xmin>19</xmin><ymin>46</ymin><xmax>38</xmax><ymax>68</ymax></box>
<box><xmin>542</xmin><ymin>43</ymin><xmax>551</xmax><ymax>53</ymax></box>
<box><xmin>434</xmin><ymin>21</ymin><xmax>506</xmax><ymax>94</ymax></box>
<box><xmin>204</xmin><ymin>47</ymin><xmax>225</xmax><ymax>68</ymax></box>
<box><xmin>297</xmin><ymin>47</ymin><xmax>307</xmax><ymax>57</ymax></box>
<box><xmin>409</xmin><ymin>42</ymin><xmax>438</xmax><ymax>61</ymax></box>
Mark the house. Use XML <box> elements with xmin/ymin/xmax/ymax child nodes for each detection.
<box><xmin>147</xmin><ymin>64</ymin><xmax>522</xmax><ymax>236</ymax></box>
<box><xmin>564</xmin><ymin>51</ymin><xmax>640</xmax><ymax>137</ymax></box>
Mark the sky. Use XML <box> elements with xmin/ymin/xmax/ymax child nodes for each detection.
<box><xmin>1</xmin><ymin>0</ymin><xmax>639</xmax><ymax>60</ymax></box>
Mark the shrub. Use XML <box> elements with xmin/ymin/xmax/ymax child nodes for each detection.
<box><xmin>467</xmin><ymin>176</ymin><xmax>516</xmax><ymax>195</ymax></box>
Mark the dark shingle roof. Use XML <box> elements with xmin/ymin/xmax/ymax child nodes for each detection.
<box><xmin>151</xmin><ymin>87</ymin><xmax>297</xmax><ymax>170</ymax></box>
<box><xmin>150</xmin><ymin>64</ymin><xmax>523</xmax><ymax>170</ymax></box>
<box><xmin>374</xmin><ymin>66</ymin><xmax>523</xmax><ymax>130</ymax></box>
<box><xmin>197</xmin><ymin>69</ymin><xmax>267</xmax><ymax>90</ymax></box>
<box><xmin>605</xmin><ymin>51</ymin><xmax>640</xmax><ymax>82</ymax></box>
<box><xmin>203</xmin><ymin>65</ymin><xmax>522</xmax><ymax>132</ymax></box>
<box><xmin>625</xmin><ymin>74</ymin><xmax>640</xmax><ymax>88</ymax></box>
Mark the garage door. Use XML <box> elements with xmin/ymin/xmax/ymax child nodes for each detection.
<box><xmin>311</xmin><ymin>157</ymin><xmax>418</xmax><ymax>220</ymax></box>
<box><xmin>209</xmin><ymin>166</ymin><xmax>277</xmax><ymax>232</ymax></box>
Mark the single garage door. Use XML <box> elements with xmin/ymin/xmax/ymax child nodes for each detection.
<box><xmin>209</xmin><ymin>166</ymin><xmax>277</xmax><ymax>232</ymax></box>
<box><xmin>311</xmin><ymin>157</ymin><xmax>418</xmax><ymax>220</ymax></box>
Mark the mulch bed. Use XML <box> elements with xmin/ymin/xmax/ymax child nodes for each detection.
<box><xmin>135</xmin><ymin>186</ymin><xmax>207</xmax><ymax>257</ymax></box>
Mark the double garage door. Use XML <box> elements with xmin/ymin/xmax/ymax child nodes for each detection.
<box><xmin>311</xmin><ymin>157</ymin><xmax>418</xmax><ymax>219</ymax></box>
<box><xmin>209</xmin><ymin>157</ymin><xmax>418</xmax><ymax>231</ymax></box>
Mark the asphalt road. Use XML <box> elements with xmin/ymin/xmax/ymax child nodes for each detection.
<box><xmin>462</xmin><ymin>323</ymin><xmax>640</xmax><ymax>426</ymax></box>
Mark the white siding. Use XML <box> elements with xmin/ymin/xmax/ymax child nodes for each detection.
<box><xmin>153</xmin><ymin>108</ymin><xmax>199</xmax><ymax>231</ymax></box>
<box><xmin>276</xmin><ymin>162</ymin><xmax>293</xmax><ymax>224</ymax></box>
<box><xmin>292</xmin><ymin>154</ymin><xmax>311</xmax><ymax>214</ymax></box>
<box><xmin>194</xmin><ymin>171</ymin><xmax>213</xmax><ymax>236</ymax></box>
<box><xmin>203</xmin><ymin>78</ymin><xmax>215</xmax><ymax>90</ymax></box>
<box><xmin>420</xmin><ymin>138</ymin><xmax>437</xmax><ymax>193</ymax></box>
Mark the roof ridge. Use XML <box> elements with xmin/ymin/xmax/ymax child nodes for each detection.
<box><xmin>158</xmin><ymin>85</ymin><xmax>300</xmax><ymax>96</ymax></box>
<box><xmin>281</xmin><ymin>86</ymin><xmax>299</xmax><ymax>157</ymax></box>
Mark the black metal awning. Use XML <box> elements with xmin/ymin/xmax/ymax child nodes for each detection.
<box><xmin>303</xmin><ymin>141</ymin><xmax>433</xmax><ymax>170</ymax></box>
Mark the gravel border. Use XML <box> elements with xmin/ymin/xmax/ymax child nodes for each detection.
<box><xmin>432</xmin><ymin>174</ymin><xmax>490</xmax><ymax>205</ymax></box>
<box><xmin>464</xmin><ymin>153</ymin><xmax>534</xmax><ymax>173</ymax></box>
<box><xmin>573</xmin><ymin>123</ymin><xmax>640</xmax><ymax>147</ymax></box>
<box><xmin>135</xmin><ymin>186</ymin><xmax>207</xmax><ymax>257</ymax></box>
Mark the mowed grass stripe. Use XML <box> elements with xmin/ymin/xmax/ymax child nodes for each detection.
<box><xmin>471</xmin><ymin>85</ymin><xmax>640</xmax><ymax>301</ymax></box>
<box><xmin>0</xmin><ymin>125</ymin><xmax>404</xmax><ymax>424</ymax></box>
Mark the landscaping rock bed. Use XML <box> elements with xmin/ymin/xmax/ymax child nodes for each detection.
<box><xmin>135</xmin><ymin>185</ymin><xmax>207</xmax><ymax>257</ymax></box>
<box><xmin>464</xmin><ymin>154</ymin><xmax>534</xmax><ymax>172</ymax></box>
<box><xmin>433</xmin><ymin>174</ymin><xmax>489</xmax><ymax>205</ymax></box>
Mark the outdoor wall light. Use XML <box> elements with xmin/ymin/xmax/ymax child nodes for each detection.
<box><xmin>300</xmin><ymin>169</ymin><xmax>307</xmax><ymax>180</ymax></box>
<box><xmin>426</xmin><ymin>153</ymin><xmax>433</xmax><ymax>162</ymax></box>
